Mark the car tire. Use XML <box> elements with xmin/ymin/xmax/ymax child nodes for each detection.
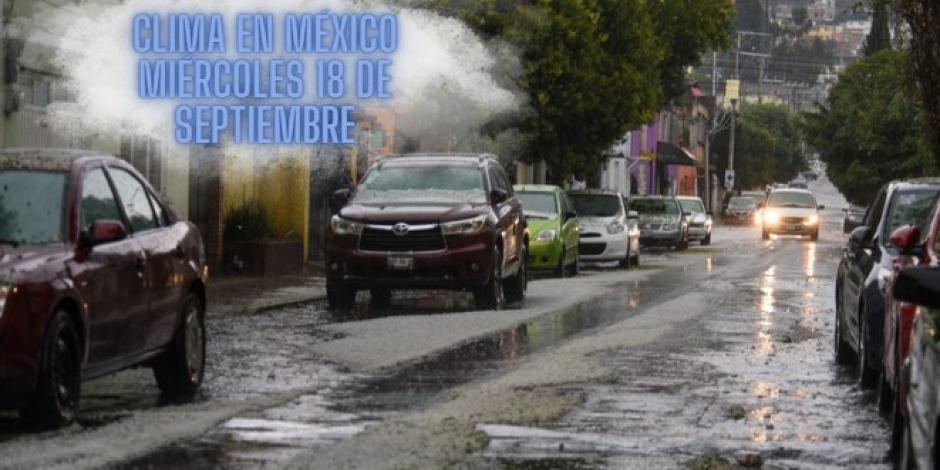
<box><xmin>566</xmin><ymin>249</ymin><xmax>580</xmax><ymax>276</ymax></box>
<box><xmin>889</xmin><ymin>345</ymin><xmax>904</xmax><ymax>463</ymax></box>
<box><xmin>370</xmin><ymin>288</ymin><xmax>392</xmax><ymax>308</ymax></box>
<box><xmin>504</xmin><ymin>246</ymin><xmax>527</xmax><ymax>305</ymax></box>
<box><xmin>327</xmin><ymin>278</ymin><xmax>356</xmax><ymax>314</ymax></box>
<box><xmin>554</xmin><ymin>248</ymin><xmax>566</xmax><ymax>278</ymax></box>
<box><xmin>858</xmin><ymin>307</ymin><xmax>878</xmax><ymax>389</ymax></box>
<box><xmin>20</xmin><ymin>310</ymin><xmax>81</xmax><ymax>429</ymax></box>
<box><xmin>878</xmin><ymin>371</ymin><xmax>893</xmax><ymax>415</ymax></box>
<box><xmin>834</xmin><ymin>285</ymin><xmax>855</xmax><ymax>365</ymax></box>
<box><xmin>153</xmin><ymin>293</ymin><xmax>206</xmax><ymax>403</ymax></box>
<box><xmin>701</xmin><ymin>233</ymin><xmax>711</xmax><ymax>245</ymax></box>
<box><xmin>631</xmin><ymin>251</ymin><xmax>640</xmax><ymax>267</ymax></box>
<box><xmin>619</xmin><ymin>246</ymin><xmax>631</xmax><ymax>269</ymax></box>
<box><xmin>474</xmin><ymin>247</ymin><xmax>505</xmax><ymax>310</ymax></box>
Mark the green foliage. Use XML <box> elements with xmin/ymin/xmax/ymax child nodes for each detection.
<box><xmin>792</xmin><ymin>6</ymin><xmax>808</xmax><ymax>27</ymax></box>
<box><xmin>863</xmin><ymin>0</ymin><xmax>891</xmax><ymax>56</ymax></box>
<box><xmin>765</xmin><ymin>38</ymin><xmax>835</xmax><ymax>85</ymax></box>
<box><xmin>713</xmin><ymin>103</ymin><xmax>808</xmax><ymax>190</ymax></box>
<box><xmin>223</xmin><ymin>202</ymin><xmax>273</xmax><ymax>242</ymax></box>
<box><xmin>803</xmin><ymin>50</ymin><xmax>937</xmax><ymax>205</ymax></box>
<box><xmin>895</xmin><ymin>0</ymin><xmax>940</xmax><ymax>169</ymax></box>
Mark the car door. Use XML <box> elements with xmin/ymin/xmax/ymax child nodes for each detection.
<box><xmin>844</xmin><ymin>189</ymin><xmax>886</xmax><ymax>341</ymax></box>
<box><xmin>67</xmin><ymin>166</ymin><xmax>145</xmax><ymax>369</ymax></box>
<box><xmin>106</xmin><ymin>166</ymin><xmax>165</xmax><ymax>357</ymax></box>
<box><xmin>489</xmin><ymin>166</ymin><xmax>520</xmax><ymax>276</ymax></box>
<box><xmin>910</xmin><ymin>308</ymin><xmax>940</xmax><ymax>463</ymax></box>
<box><xmin>108</xmin><ymin>166</ymin><xmax>185</xmax><ymax>351</ymax></box>
<box><xmin>560</xmin><ymin>192</ymin><xmax>578</xmax><ymax>258</ymax></box>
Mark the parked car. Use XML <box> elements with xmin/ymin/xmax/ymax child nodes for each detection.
<box><xmin>326</xmin><ymin>153</ymin><xmax>528</xmax><ymax>312</ymax></box>
<box><xmin>724</xmin><ymin>196</ymin><xmax>758</xmax><ymax>224</ymax></box>
<box><xmin>879</xmin><ymin>196</ymin><xmax>940</xmax><ymax>456</ymax></box>
<box><xmin>760</xmin><ymin>188</ymin><xmax>824</xmax><ymax>240</ymax></box>
<box><xmin>893</xmin><ymin>265</ymin><xmax>940</xmax><ymax>469</ymax></box>
<box><xmin>0</xmin><ymin>149</ymin><xmax>208</xmax><ymax>428</ymax></box>
<box><xmin>834</xmin><ymin>179</ymin><xmax>940</xmax><ymax>391</ymax></box>
<box><xmin>843</xmin><ymin>204</ymin><xmax>867</xmax><ymax>233</ymax></box>
<box><xmin>568</xmin><ymin>190</ymin><xmax>638</xmax><ymax>267</ymax></box>
<box><xmin>677</xmin><ymin>196</ymin><xmax>712</xmax><ymax>245</ymax></box>
<box><xmin>630</xmin><ymin>196</ymin><xmax>690</xmax><ymax>251</ymax></box>
<box><xmin>514</xmin><ymin>185</ymin><xmax>580</xmax><ymax>277</ymax></box>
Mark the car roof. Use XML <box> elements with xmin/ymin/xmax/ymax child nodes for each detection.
<box><xmin>889</xmin><ymin>177</ymin><xmax>940</xmax><ymax>191</ymax></box>
<box><xmin>0</xmin><ymin>148</ymin><xmax>115</xmax><ymax>171</ymax></box>
<box><xmin>676</xmin><ymin>196</ymin><xmax>703</xmax><ymax>201</ymax></box>
<box><xmin>770</xmin><ymin>188</ymin><xmax>813</xmax><ymax>195</ymax></box>
<box><xmin>630</xmin><ymin>195</ymin><xmax>676</xmax><ymax>199</ymax></box>
<box><xmin>378</xmin><ymin>153</ymin><xmax>498</xmax><ymax>167</ymax></box>
<box><xmin>568</xmin><ymin>189</ymin><xmax>622</xmax><ymax>196</ymax></box>
<box><xmin>513</xmin><ymin>184</ymin><xmax>561</xmax><ymax>193</ymax></box>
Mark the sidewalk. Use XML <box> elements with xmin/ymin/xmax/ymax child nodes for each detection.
<box><xmin>206</xmin><ymin>269</ymin><xmax>327</xmax><ymax>316</ymax></box>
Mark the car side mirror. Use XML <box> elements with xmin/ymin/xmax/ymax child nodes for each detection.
<box><xmin>565</xmin><ymin>209</ymin><xmax>578</xmax><ymax>220</ymax></box>
<box><xmin>893</xmin><ymin>266</ymin><xmax>940</xmax><ymax>309</ymax></box>
<box><xmin>77</xmin><ymin>219</ymin><xmax>127</xmax><ymax>260</ymax></box>
<box><xmin>889</xmin><ymin>225</ymin><xmax>921</xmax><ymax>255</ymax></box>
<box><xmin>848</xmin><ymin>226</ymin><xmax>871</xmax><ymax>251</ymax></box>
<box><xmin>330</xmin><ymin>188</ymin><xmax>351</xmax><ymax>213</ymax></box>
<box><xmin>490</xmin><ymin>188</ymin><xmax>509</xmax><ymax>205</ymax></box>
<box><xmin>627</xmin><ymin>210</ymin><xmax>638</xmax><ymax>219</ymax></box>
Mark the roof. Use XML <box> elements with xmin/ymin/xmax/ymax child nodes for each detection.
<box><xmin>568</xmin><ymin>189</ymin><xmax>623</xmax><ymax>196</ymax></box>
<box><xmin>379</xmin><ymin>153</ymin><xmax>499</xmax><ymax>166</ymax></box>
<box><xmin>0</xmin><ymin>148</ymin><xmax>111</xmax><ymax>171</ymax></box>
<box><xmin>629</xmin><ymin>195</ymin><xmax>676</xmax><ymax>199</ymax></box>
<box><xmin>890</xmin><ymin>177</ymin><xmax>940</xmax><ymax>190</ymax></box>
<box><xmin>513</xmin><ymin>184</ymin><xmax>562</xmax><ymax>193</ymax></box>
<box><xmin>676</xmin><ymin>195</ymin><xmax>703</xmax><ymax>201</ymax></box>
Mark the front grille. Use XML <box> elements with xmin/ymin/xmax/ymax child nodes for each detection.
<box><xmin>579</xmin><ymin>243</ymin><xmax>606</xmax><ymax>255</ymax></box>
<box><xmin>641</xmin><ymin>223</ymin><xmax>662</xmax><ymax>231</ymax></box>
<box><xmin>359</xmin><ymin>225</ymin><xmax>446</xmax><ymax>252</ymax></box>
<box><xmin>781</xmin><ymin>217</ymin><xmax>804</xmax><ymax>224</ymax></box>
<box><xmin>690</xmin><ymin>222</ymin><xmax>705</xmax><ymax>228</ymax></box>
<box><xmin>580</xmin><ymin>232</ymin><xmax>602</xmax><ymax>239</ymax></box>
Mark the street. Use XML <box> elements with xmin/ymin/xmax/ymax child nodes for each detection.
<box><xmin>0</xmin><ymin>176</ymin><xmax>891</xmax><ymax>469</ymax></box>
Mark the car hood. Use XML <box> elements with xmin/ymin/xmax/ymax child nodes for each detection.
<box><xmin>339</xmin><ymin>202</ymin><xmax>490</xmax><ymax>224</ymax></box>
<box><xmin>578</xmin><ymin>216</ymin><xmax>619</xmax><ymax>229</ymax></box>
<box><xmin>0</xmin><ymin>243</ymin><xmax>68</xmax><ymax>283</ymax></box>
<box><xmin>527</xmin><ymin>218</ymin><xmax>561</xmax><ymax>234</ymax></box>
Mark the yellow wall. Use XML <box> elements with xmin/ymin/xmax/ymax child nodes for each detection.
<box><xmin>222</xmin><ymin>151</ymin><xmax>311</xmax><ymax>259</ymax></box>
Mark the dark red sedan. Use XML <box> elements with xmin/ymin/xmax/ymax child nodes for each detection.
<box><xmin>0</xmin><ymin>149</ymin><xmax>208</xmax><ymax>428</ymax></box>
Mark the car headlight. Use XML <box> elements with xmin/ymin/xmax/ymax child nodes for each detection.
<box><xmin>606</xmin><ymin>221</ymin><xmax>625</xmax><ymax>234</ymax></box>
<box><xmin>662</xmin><ymin>224</ymin><xmax>677</xmax><ymax>231</ymax></box>
<box><xmin>330</xmin><ymin>216</ymin><xmax>364</xmax><ymax>236</ymax></box>
<box><xmin>764</xmin><ymin>211</ymin><xmax>780</xmax><ymax>225</ymax></box>
<box><xmin>804</xmin><ymin>214</ymin><xmax>819</xmax><ymax>225</ymax></box>
<box><xmin>441</xmin><ymin>215</ymin><xmax>488</xmax><ymax>235</ymax></box>
<box><xmin>535</xmin><ymin>229</ymin><xmax>557</xmax><ymax>243</ymax></box>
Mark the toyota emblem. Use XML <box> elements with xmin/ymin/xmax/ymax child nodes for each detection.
<box><xmin>392</xmin><ymin>222</ymin><xmax>409</xmax><ymax>236</ymax></box>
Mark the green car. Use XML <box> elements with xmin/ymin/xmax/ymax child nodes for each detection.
<box><xmin>514</xmin><ymin>185</ymin><xmax>580</xmax><ymax>277</ymax></box>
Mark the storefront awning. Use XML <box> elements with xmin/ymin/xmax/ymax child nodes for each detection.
<box><xmin>656</xmin><ymin>142</ymin><xmax>698</xmax><ymax>166</ymax></box>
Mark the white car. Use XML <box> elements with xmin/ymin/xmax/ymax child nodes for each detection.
<box><xmin>568</xmin><ymin>190</ymin><xmax>640</xmax><ymax>267</ymax></box>
<box><xmin>677</xmin><ymin>196</ymin><xmax>712</xmax><ymax>245</ymax></box>
<box><xmin>760</xmin><ymin>188</ymin><xmax>824</xmax><ymax>240</ymax></box>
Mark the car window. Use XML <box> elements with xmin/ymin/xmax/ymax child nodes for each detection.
<box><xmin>570</xmin><ymin>194</ymin><xmax>623</xmax><ymax>217</ymax></box>
<box><xmin>354</xmin><ymin>165</ymin><xmax>487</xmax><ymax>204</ymax></box>
<box><xmin>883</xmin><ymin>189</ymin><xmax>939</xmax><ymax>242</ymax></box>
<box><xmin>0</xmin><ymin>170</ymin><xmax>66</xmax><ymax>245</ymax></box>
<box><xmin>767</xmin><ymin>191</ymin><xmax>816</xmax><ymax>208</ymax></box>
<box><xmin>630</xmin><ymin>198</ymin><xmax>679</xmax><ymax>215</ymax></box>
<box><xmin>81</xmin><ymin>168</ymin><xmax>123</xmax><ymax>231</ymax></box>
<box><xmin>517</xmin><ymin>192</ymin><xmax>557</xmax><ymax>218</ymax></box>
<box><xmin>109</xmin><ymin>167</ymin><xmax>159</xmax><ymax>232</ymax></box>
<box><xmin>728</xmin><ymin>197</ymin><xmax>756</xmax><ymax>208</ymax></box>
<box><xmin>679</xmin><ymin>199</ymin><xmax>704</xmax><ymax>213</ymax></box>
<box><xmin>146</xmin><ymin>190</ymin><xmax>166</xmax><ymax>227</ymax></box>
<box><xmin>863</xmin><ymin>189</ymin><xmax>886</xmax><ymax>231</ymax></box>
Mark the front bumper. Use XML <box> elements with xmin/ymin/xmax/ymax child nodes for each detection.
<box><xmin>578</xmin><ymin>231</ymin><xmax>629</xmax><ymax>262</ymax></box>
<box><xmin>640</xmin><ymin>230</ymin><xmax>683</xmax><ymax>246</ymax></box>
<box><xmin>764</xmin><ymin>223</ymin><xmax>817</xmax><ymax>235</ymax></box>
<box><xmin>528</xmin><ymin>241</ymin><xmax>563</xmax><ymax>270</ymax></box>
<box><xmin>687</xmin><ymin>225</ymin><xmax>711</xmax><ymax>240</ymax></box>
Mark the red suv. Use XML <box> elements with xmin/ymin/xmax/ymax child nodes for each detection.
<box><xmin>0</xmin><ymin>149</ymin><xmax>208</xmax><ymax>428</ymax></box>
<box><xmin>326</xmin><ymin>154</ymin><xmax>527</xmax><ymax>311</ymax></box>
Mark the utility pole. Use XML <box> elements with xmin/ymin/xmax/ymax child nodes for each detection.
<box><xmin>711</xmin><ymin>51</ymin><xmax>717</xmax><ymax>97</ymax></box>
<box><xmin>728</xmin><ymin>98</ymin><xmax>737</xmax><ymax>190</ymax></box>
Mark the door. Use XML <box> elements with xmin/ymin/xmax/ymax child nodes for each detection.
<box><xmin>108</xmin><ymin>166</ymin><xmax>185</xmax><ymax>351</ymax></box>
<box><xmin>560</xmin><ymin>192</ymin><xmax>578</xmax><ymax>263</ymax></box>
<box><xmin>67</xmin><ymin>166</ymin><xmax>145</xmax><ymax>368</ymax></box>
<box><xmin>489</xmin><ymin>166</ymin><xmax>521</xmax><ymax>275</ymax></box>
<box><xmin>844</xmin><ymin>189</ymin><xmax>886</xmax><ymax>341</ymax></box>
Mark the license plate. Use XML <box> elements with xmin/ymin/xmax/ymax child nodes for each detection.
<box><xmin>387</xmin><ymin>255</ymin><xmax>414</xmax><ymax>270</ymax></box>
<box><xmin>785</xmin><ymin>224</ymin><xmax>798</xmax><ymax>231</ymax></box>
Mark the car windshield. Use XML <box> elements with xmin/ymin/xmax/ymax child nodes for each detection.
<box><xmin>729</xmin><ymin>197</ymin><xmax>756</xmax><ymax>208</ymax></box>
<box><xmin>354</xmin><ymin>165</ymin><xmax>487</xmax><ymax>204</ymax></box>
<box><xmin>517</xmin><ymin>192</ymin><xmax>557</xmax><ymax>219</ymax></box>
<box><xmin>679</xmin><ymin>199</ymin><xmax>704</xmax><ymax>213</ymax></box>
<box><xmin>767</xmin><ymin>191</ymin><xmax>816</xmax><ymax>208</ymax></box>
<box><xmin>884</xmin><ymin>189</ymin><xmax>939</xmax><ymax>241</ymax></box>
<box><xmin>0</xmin><ymin>170</ymin><xmax>66</xmax><ymax>245</ymax></box>
<box><xmin>569</xmin><ymin>194</ymin><xmax>622</xmax><ymax>217</ymax></box>
<box><xmin>630</xmin><ymin>198</ymin><xmax>679</xmax><ymax>215</ymax></box>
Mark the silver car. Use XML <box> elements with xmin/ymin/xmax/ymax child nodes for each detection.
<box><xmin>677</xmin><ymin>196</ymin><xmax>712</xmax><ymax>245</ymax></box>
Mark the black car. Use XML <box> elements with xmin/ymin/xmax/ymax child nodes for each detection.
<box><xmin>843</xmin><ymin>204</ymin><xmax>866</xmax><ymax>233</ymax></box>
<box><xmin>326</xmin><ymin>154</ymin><xmax>528</xmax><ymax>312</ymax></box>
<box><xmin>835</xmin><ymin>178</ymin><xmax>940</xmax><ymax>388</ymax></box>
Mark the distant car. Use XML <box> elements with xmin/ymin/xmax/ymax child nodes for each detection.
<box><xmin>760</xmin><ymin>188</ymin><xmax>823</xmax><ymax>240</ymax></box>
<box><xmin>568</xmin><ymin>190</ymin><xmax>638</xmax><ymax>267</ymax></box>
<box><xmin>514</xmin><ymin>185</ymin><xmax>580</xmax><ymax>277</ymax></box>
<box><xmin>677</xmin><ymin>196</ymin><xmax>712</xmax><ymax>245</ymax></box>
<box><xmin>893</xmin><ymin>266</ymin><xmax>940</xmax><ymax>469</ymax></box>
<box><xmin>725</xmin><ymin>196</ymin><xmax>758</xmax><ymax>224</ymax></box>
<box><xmin>834</xmin><ymin>179</ymin><xmax>940</xmax><ymax>392</ymax></box>
<box><xmin>630</xmin><ymin>195</ymin><xmax>690</xmax><ymax>251</ymax></box>
<box><xmin>0</xmin><ymin>149</ymin><xmax>208</xmax><ymax>428</ymax></box>
<box><xmin>880</xmin><ymin>196</ymin><xmax>940</xmax><ymax>456</ymax></box>
<box><xmin>842</xmin><ymin>204</ymin><xmax>867</xmax><ymax>233</ymax></box>
<box><xmin>327</xmin><ymin>154</ymin><xmax>528</xmax><ymax>311</ymax></box>
<box><xmin>740</xmin><ymin>191</ymin><xmax>767</xmax><ymax>209</ymax></box>
<box><xmin>789</xmin><ymin>180</ymin><xmax>809</xmax><ymax>189</ymax></box>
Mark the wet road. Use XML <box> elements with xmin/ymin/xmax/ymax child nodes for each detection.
<box><xmin>0</xmin><ymin>177</ymin><xmax>890</xmax><ymax>469</ymax></box>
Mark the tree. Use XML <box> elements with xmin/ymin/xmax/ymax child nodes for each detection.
<box><xmin>792</xmin><ymin>6</ymin><xmax>808</xmax><ymax>26</ymax></box>
<box><xmin>895</xmin><ymin>0</ymin><xmax>940</xmax><ymax>169</ymax></box>
<box><xmin>803</xmin><ymin>50</ymin><xmax>937</xmax><ymax>205</ymax></box>
<box><xmin>863</xmin><ymin>0</ymin><xmax>891</xmax><ymax>56</ymax></box>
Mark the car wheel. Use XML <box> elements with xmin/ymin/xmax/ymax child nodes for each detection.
<box><xmin>370</xmin><ymin>288</ymin><xmax>392</xmax><ymax>308</ymax></box>
<box><xmin>889</xmin><ymin>344</ymin><xmax>905</xmax><ymax>463</ymax></box>
<box><xmin>631</xmin><ymin>251</ymin><xmax>640</xmax><ymax>267</ymax></box>
<box><xmin>327</xmin><ymin>277</ymin><xmax>356</xmax><ymax>314</ymax></box>
<box><xmin>898</xmin><ymin>419</ymin><xmax>915</xmax><ymax>470</ymax></box>
<box><xmin>566</xmin><ymin>249</ymin><xmax>580</xmax><ymax>276</ymax></box>
<box><xmin>701</xmin><ymin>232</ymin><xmax>711</xmax><ymax>245</ymax></box>
<box><xmin>474</xmin><ymin>247</ymin><xmax>505</xmax><ymax>310</ymax></box>
<box><xmin>878</xmin><ymin>371</ymin><xmax>893</xmax><ymax>415</ymax></box>
<box><xmin>504</xmin><ymin>246</ymin><xmax>527</xmax><ymax>305</ymax></box>
<box><xmin>20</xmin><ymin>310</ymin><xmax>81</xmax><ymax>429</ymax></box>
<box><xmin>153</xmin><ymin>293</ymin><xmax>205</xmax><ymax>402</ymax></box>
<box><xmin>554</xmin><ymin>248</ymin><xmax>566</xmax><ymax>278</ymax></box>
<box><xmin>834</xmin><ymin>286</ymin><xmax>855</xmax><ymax>365</ymax></box>
<box><xmin>619</xmin><ymin>245</ymin><xmax>631</xmax><ymax>269</ymax></box>
<box><xmin>858</xmin><ymin>307</ymin><xmax>878</xmax><ymax>389</ymax></box>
